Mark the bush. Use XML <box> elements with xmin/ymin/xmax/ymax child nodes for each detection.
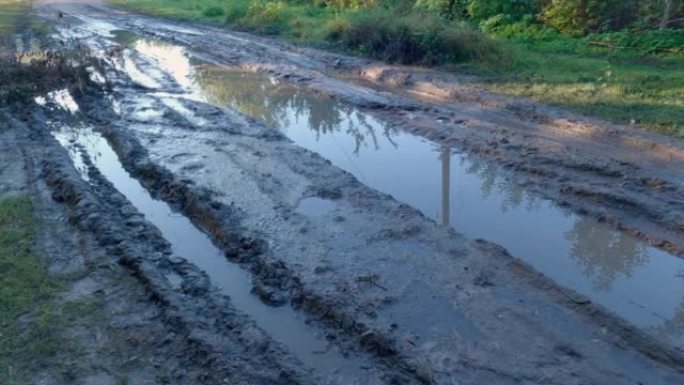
<box><xmin>431</xmin><ymin>22</ymin><xmax>499</xmax><ymax>62</ymax></box>
<box><xmin>480</xmin><ymin>14</ymin><xmax>554</xmax><ymax>40</ymax></box>
<box><xmin>239</xmin><ymin>0</ymin><xmax>290</xmax><ymax>34</ymax></box>
<box><xmin>338</xmin><ymin>11</ymin><xmax>499</xmax><ymax>64</ymax></box>
<box><xmin>203</xmin><ymin>6</ymin><xmax>225</xmax><ymax>17</ymax></box>
<box><xmin>224</xmin><ymin>1</ymin><xmax>250</xmax><ymax>23</ymax></box>
<box><xmin>247</xmin><ymin>0</ymin><xmax>288</xmax><ymax>21</ymax></box>
<box><xmin>323</xmin><ymin>17</ymin><xmax>351</xmax><ymax>41</ymax></box>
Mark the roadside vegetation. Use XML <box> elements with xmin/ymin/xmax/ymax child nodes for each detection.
<box><xmin>0</xmin><ymin>0</ymin><xmax>45</xmax><ymax>49</ymax></box>
<box><xmin>110</xmin><ymin>0</ymin><xmax>684</xmax><ymax>137</ymax></box>
<box><xmin>0</xmin><ymin>195</ymin><xmax>108</xmax><ymax>384</ymax></box>
<box><xmin>0</xmin><ymin>196</ymin><xmax>64</xmax><ymax>383</ymax></box>
<box><xmin>0</xmin><ymin>0</ymin><xmax>29</xmax><ymax>38</ymax></box>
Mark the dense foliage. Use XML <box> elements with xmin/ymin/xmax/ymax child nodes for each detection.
<box><xmin>412</xmin><ymin>0</ymin><xmax>683</xmax><ymax>35</ymax></box>
<box><xmin>213</xmin><ymin>0</ymin><xmax>684</xmax><ymax>59</ymax></box>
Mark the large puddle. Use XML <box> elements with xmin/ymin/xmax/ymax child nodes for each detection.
<box><xmin>60</xmin><ymin>31</ymin><xmax>684</xmax><ymax>340</ymax></box>
<box><xmin>191</xmin><ymin>68</ymin><xmax>684</xmax><ymax>337</ymax></box>
<box><xmin>52</xmin><ymin>126</ymin><xmax>371</xmax><ymax>384</ymax></box>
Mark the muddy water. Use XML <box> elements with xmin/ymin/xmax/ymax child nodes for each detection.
<box><xmin>52</xmin><ymin>126</ymin><xmax>371</xmax><ymax>384</ymax></box>
<box><xmin>192</xmin><ymin>68</ymin><xmax>684</xmax><ymax>334</ymax></box>
<box><xmin>52</xmin><ymin>18</ymin><xmax>684</xmax><ymax>338</ymax></box>
<box><xmin>47</xmin><ymin>23</ymin><xmax>684</xmax><ymax>337</ymax></box>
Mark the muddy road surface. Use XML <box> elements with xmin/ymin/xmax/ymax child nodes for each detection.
<box><xmin>4</xmin><ymin>0</ymin><xmax>684</xmax><ymax>383</ymax></box>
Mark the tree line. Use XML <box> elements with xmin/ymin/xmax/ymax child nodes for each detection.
<box><xmin>324</xmin><ymin>0</ymin><xmax>683</xmax><ymax>36</ymax></box>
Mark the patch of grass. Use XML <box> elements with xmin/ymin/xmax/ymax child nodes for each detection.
<box><xmin>460</xmin><ymin>35</ymin><xmax>684</xmax><ymax>137</ymax></box>
<box><xmin>0</xmin><ymin>1</ymin><xmax>28</xmax><ymax>33</ymax></box>
<box><xmin>202</xmin><ymin>5</ymin><xmax>225</xmax><ymax>17</ymax></box>
<box><xmin>0</xmin><ymin>196</ymin><xmax>105</xmax><ymax>383</ymax></box>
<box><xmin>0</xmin><ymin>196</ymin><xmax>64</xmax><ymax>384</ymax></box>
<box><xmin>0</xmin><ymin>0</ymin><xmax>30</xmax><ymax>50</ymax></box>
<box><xmin>111</xmin><ymin>0</ymin><xmax>246</xmax><ymax>24</ymax></box>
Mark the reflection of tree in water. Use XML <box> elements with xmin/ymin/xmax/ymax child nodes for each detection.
<box><xmin>196</xmin><ymin>68</ymin><xmax>292</xmax><ymax>128</ymax></box>
<box><xmin>463</xmin><ymin>158</ymin><xmax>541</xmax><ymax>213</ymax></box>
<box><xmin>196</xmin><ymin>67</ymin><xmax>398</xmax><ymax>154</ymax></box>
<box><xmin>565</xmin><ymin>217</ymin><xmax>649</xmax><ymax>291</ymax></box>
<box><xmin>463</xmin><ymin>156</ymin><xmax>649</xmax><ymax>290</ymax></box>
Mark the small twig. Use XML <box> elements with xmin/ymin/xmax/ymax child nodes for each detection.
<box><xmin>355</xmin><ymin>274</ymin><xmax>387</xmax><ymax>291</ymax></box>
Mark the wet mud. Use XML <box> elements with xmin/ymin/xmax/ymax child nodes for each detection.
<box><xmin>5</xmin><ymin>0</ymin><xmax>684</xmax><ymax>383</ymax></box>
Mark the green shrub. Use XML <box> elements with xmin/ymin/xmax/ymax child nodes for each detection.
<box><xmin>240</xmin><ymin>0</ymin><xmax>290</xmax><ymax>34</ymax></box>
<box><xmin>224</xmin><ymin>1</ymin><xmax>250</xmax><ymax>23</ymax></box>
<box><xmin>480</xmin><ymin>14</ymin><xmax>555</xmax><ymax>40</ymax></box>
<box><xmin>430</xmin><ymin>22</ymin><xmax>498</xmax><ymax>62</ymax></box>
<box><xmin>247</xmin><ymin>0</ymin><xmax>288</xmax><ymax>21</ymax></box>
<box><xmin>323</xmin><ymin>16</ymin><xmax>351</xmax><ymax>41</ymax></box>
<box><xmin>338</xmin><ymin>11</ymin><xmax>499</xmax><ymax>64</ymax></box>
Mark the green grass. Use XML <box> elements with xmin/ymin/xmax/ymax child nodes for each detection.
<box><xmin>0</xmin><ymin>1</ymin><xmax>28</xmax><ymax>32</ymax></box>
<box><xmin>461</xmin><ymin>36</ymin><xmax>684</xmax><ymax>137</ymax></box>
<box><xmin>110</xmin><ymin>0</ymin><xmax>683</xmax><ymax>136</ymax></box>
<box><xmin>0</xmin><ymin>0</ymin><xmax>30</xmax><ymax>47</ymax></box>
<box><xmin>0</xmin><ymin>196</ymin><xmax>65</xmax><ymax>384</ymax></box>
<box><xmin>0</xmin><ymin>196</ymin><xmax>101</xmax><ymax>384</ymax></box>
<box><xmin>111</xmin><ymin>0</ymin><xmax>337</xmax><ymax>39</ymax></box>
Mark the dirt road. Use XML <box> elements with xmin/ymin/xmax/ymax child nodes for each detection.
<box><xmin>4</xmin><ymin>0</ymin><xmax>684</xmax><ymax>383</ymax></box>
